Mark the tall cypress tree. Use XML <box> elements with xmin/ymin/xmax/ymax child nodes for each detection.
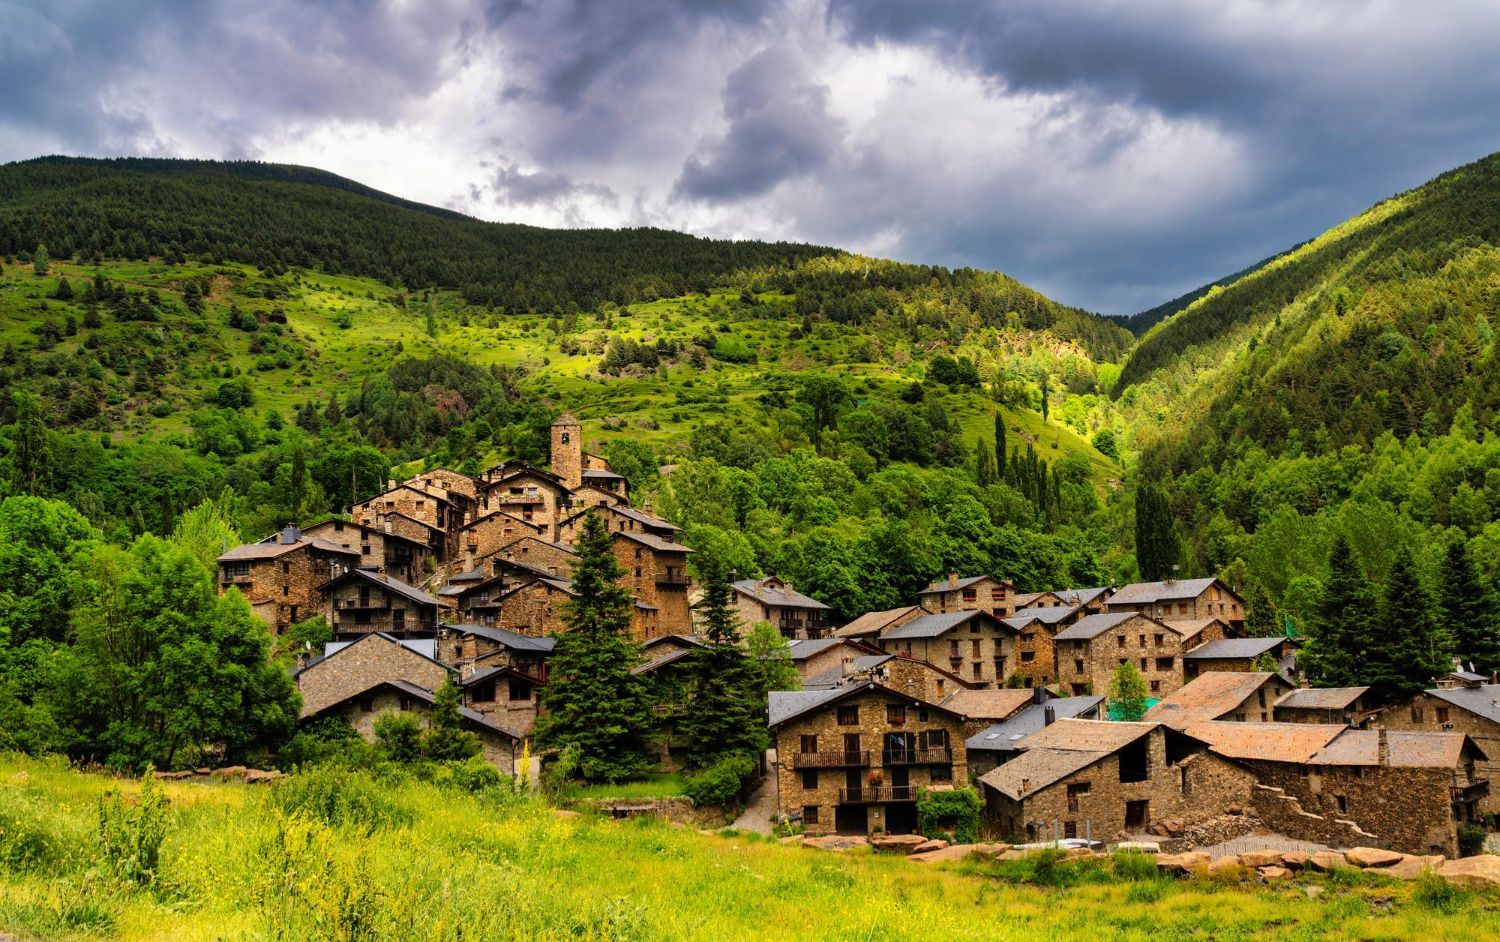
<box><xmin>994</xmin><ymin>414</ymin><xmax>1007</xmax><ymax>479</ymax></box>
<box><xmin>1133</xmin><ymin>483</ymin><xmax>1178</xmax><ymax>581</ymax></box>
<box><xmin>1301</xmin><ymin>535</ymin><xmax>1375</xmax><ymax>688</ymax></box>
<box><xmin>9</xmin><ymin>391</ymin><xmax>52</xmax><ymax>497</ymax></box>
<box><xmin>676</xmin><ymin>556</ymin><xmax>769</xmax><ymax>769</ymax></box>
<box><xmin>534</xmin><ymin>510</ymin><xmax>657</xmax><ymax>782</ymax></box>
<box><xmin>1243</xmin><ymin>577</ymin><xmax>1278</xmax><ymax>638</ymax></box>
<box><xmin>1440</xmin><ymin>540</ymin><xmax>1500</xmax><ymax>676</ymax></box>
<box><xmin>1365</xmin><ymin>548</ymin><xmax>1449</xmax><ymax>702</ymax></box>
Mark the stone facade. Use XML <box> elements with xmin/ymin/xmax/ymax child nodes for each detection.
<box><xmin>612</xmin><ymin>531</ymin><xmax>692</xmax><ymax>639</ymax></box>
<box><xmin>218</xmin><ymin>532</ymin><xmax>358</xmax><ymax>633</ymax></box>
<box><xmin>982</xmin><ymin>724</ymin><xmax>1258</xmax><ymax>843</ymax></box>
<box><xmin>296</xmin><ymin>633</ymin><xmax>450</xmax><ymax>717</ymax></box>
<box><xmin>303</xmin><ymin>518</ymin><xmax>430</xmax><ymax>585</ymax></box>
<box><xmin>479</xmin><ymin>537</ymin><xmax>578</xmax><ymax>581</ymax></box>
<box><xmin>319</xmin><ymin>684</ymin><xmax>518</xmax><ymax>772</ymax></box>
<box><xmin>355</xmin><ymin>483</ymin><xmax>457</xmax><ymax>532</ymax></box>
<box><xmin>1055</xmin><ymin>613</ymin><xmax>1191</xmax><ymax>699</ymax></box>
<box><xmin>1105</xmin><ymin>577</ymin><xmax>1245</xmax><ymax>627</ymax></box>
<box><xmin>462</xmin><ymin>667</ymin><xmax>542</xmax><ymax>737</ymax></box>
<box><xmin>550</xmin><ymin>414</ymin><xmax>584</xmax><ymax>490</ymax></box>
<box><xmin>728</xmin><ymin>577</ymin><xmax>833</xmax><ymax>640</ymax></box>
<box><xmin>879</xmin><ymin>613</ymin><xmax>1017</xmax><ymax>689</ymax></box>
<box><xmin>1376</xmin><ymin>691</ymin><xmax>1500</xmax><ymax>814</ymax></box>
<box><xmin>479</xmin><ymin>466</ymin><xmax>570</xmax><ymax>539</ymax></box>
<box><xmin>455</xmin><ymin>512</ymin><xmax>546</xmax><ymax>571</ymax></box>
<box><xmin>918</xmin><ymin>574</ymin><xmax>1020</xmax><ymax>619</ymax></box>
<box><xmin>322</xmin><ymin>571</ymin><xmax>440</xmax><ymax>639</ymax></box>
<box><xmin>1007</xmin><ymin>615</ymin><xmax>1057</xmax><ymax>688</ymax></box>
<box><xmin>437</xmin><ymin>625</ymin><xmax>552</xmax><ymax>679</ymax></box>
<box><xmin>456</xmin><ymin>578</ymin><xmax>572</xmax><ymax>635</ymax></box>
<box><xmin>772</xmin><ymin>685</ymin><xmax>968</xmax><ymax>836</ymax></box>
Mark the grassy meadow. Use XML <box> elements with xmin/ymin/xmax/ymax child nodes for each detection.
<box><xmin>3</xmin><ymin>754</ymin><xmax>1500</xmax><ymax>941</ymax></box>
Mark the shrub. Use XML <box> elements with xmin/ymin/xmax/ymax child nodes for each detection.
<box><xmin>683</xmin><ymin>752</ymin><xmax>756</xmax><ymax>808</ymax></box>
<box><xmin>916</xmin><ymin>787</ymin><xmax>982</xmax><ymax>844</ymax></box>
<box><xmin>373</xmin><ymin>713</ymin><xmax>424</xmax><ymax>762</ymax></box>
<box><xmin>1111</xmin><ymin>850</ymin><xmax>1162</xmax><ymax>882</ymax></box>
<box><xmin>1414</xmin><ymin>870</ymin><xmax>1471</xmax><ymax>914</ymax></box>
<box><xmin>432</xmin><ymin>757</ymin><xmax>511</xmax><ymax>795</ymax></box>
<box><xmin>277</xmin><ymin>716</ymin><xmax>371</xmax><ymax>771</ymax></box>
<box><xmin>97</xmin><ymin>769</ymin><xmax>170</xmax><ymax>887</ymax></box>
<box><xmin>270</xmin><ymin>766</ymin><xmax>412</xmax><ymax>833</ymax></box>
<box><xmin>1458</xmin><ymin>823</ymin><xmax>1486</xmax><ymax>857</ymax></box>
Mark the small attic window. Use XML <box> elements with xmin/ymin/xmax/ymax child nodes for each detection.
<box><xmin>561</xmin><ymin>433</ymin><xmax>570</xmax><ymax>444</ymax></box>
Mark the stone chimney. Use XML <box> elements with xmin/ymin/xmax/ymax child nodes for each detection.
<box><xmin>1032</xmin><ymin>685</ymin><xmax>1047</xmax><ymax>705</ymax></box>
<box><xmin>1044</xmin><ymin>705</ymin><xmax>1056</xmax><ymax>727</ymax></box>
<box><xmin>281</xmin><ymin>523</ymin><xmax>301</xmax><ymax>545</ymax></box>
<box><xmin>1377</xmin><ymin>727</ymin><xmax>1390</xmax><ymax>766</ymax></box>
<box><xmin>947</xmin><ymin>572</ymin><xmax>959</xmax><ymax>588</ymax></box>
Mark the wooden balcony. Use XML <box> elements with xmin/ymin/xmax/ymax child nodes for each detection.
<box><xmin>336</xmin><ymin>597</ymin><xmax>391</xmax><ymax>610</ymax></box>
<box><xmin>881</xmin><ymin>747</ymin><xmax>952</xmax><ymax>766</ymax></box>
<box><xmin>657</xmin><ymin>569</ymin><xmax>691</xmax><ymax>586</ymax></box>
<box><xmin>839</xmin><ymin>785</ymin><xmax>916</xmax><ymax>804</ymax></box>
<box><xmin>792</xmin><ymin>750</ymin><xmax>870</xmax><ymax>769</ymax></box>
<box><xmin>1453</xmin><ymin>779</ymin><xmax>1490</xmax><ymax>804</ymax></box>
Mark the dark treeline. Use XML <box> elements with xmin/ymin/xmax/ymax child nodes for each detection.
<box><xmin>0</xmin><ymin>157</ymin><xmax>836</xmax><ymax>314</ymax></box>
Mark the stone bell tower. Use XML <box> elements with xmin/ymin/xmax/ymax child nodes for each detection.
<box><xmin>551</xmin><ymin>412</ymin><xmax>583</xmax><ymax>490</ymax></box>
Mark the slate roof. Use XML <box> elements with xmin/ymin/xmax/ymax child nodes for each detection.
<box><xmin>1144</xmin><ymin>672</ymin><xmax>1280</xmax><ymax>729</ymax></box>
<box><xmin>1053</xmin><ymin>587</ymin><xmax>1112</xmax><ymax>607</ymax></box>
<box><xmin>1276</xmin><ymin>686</ymin><xmax>1369</xmax><ymax>710</ymax></box>
<box><xmin>642</xmin><ymin>634</ymin><xmax>706</xmax><ymax>652</ymax></box>
<box><xmin>786</xmin><ymin>638</ymin><xmax>858</xmax><ymax>661</ymax></box>
<box><xmin>1424</xmin><ymin>684</ymin><xmax>1500</xmax><ymax>725</ymax></box>
<box><xmin>632</xmin><ymin>648</ymin><xmax>695</xmax><ymax>675</ymax></box>
<box><xmin>613</xmin><ymin>529</ymin><xmax>693</xmax><ymax>553</ymax></box>
<box><xmin>1183</xmin><ymin>638</ymin><xmax>1285</xmax><ymax>660</ymax></box>
<box><xmin>303</xmin><ymin>517</ymin><xmax>429</xmax><ymax>548</ymax></box>
<box><xmin>1051</xmin><ymin>611</ymin><xmax>1140</xmax><ymax>642</ymax></box>
<box><xmin>1185</xmin><ymin>721</ymin><xmax>1345</xmax><ymax>764</ymax></box>
<box><xmin>835</xmin><ymin>606</ymin><xmax>920</xmax><ymax>638</ymax></box>
<box><xmin>882</xmin><ymin>609</ymin><xmax>1012</xmax><ymax>641</ymax></box>
<box><xmin>1010</xmin><ymin>605</ymin><xmax>1081</xmax><ymax>626</ymax></box>
<box><xmin>938</xmin><ymin>688</ymin><xmax>1037</xmax><ymax>722</ymax></box>
<box><xmin>318</xmin><ymin>568</ymin><xmax>441</xmax><ymax>607</ymax></box>
<box><xmin>440</xmin><ymin>623</ymin><xmax>556</xmax><ymax>653</ymax></box>
<box><xmin>978</xmin><ymin>720</ymin><xmax>1159</xmax><ymax>800</ymax></box>
<box><xmin>582</xmin><ymin>468</ymin><xmax>626</xmax><ymax>480</ymax></box>
<box><xmin>219</xmin><ymin>534</ymin><xmax>361</xmax><ymax>562</ymax></box>
<box><xmin>966</xmin><ymin>696</ymin><xmax>1107</xmax><ymax>753</ymax></box>
<box><xmin>801</xmin><ymin>655</ymin><xmax>897</xmax><ymax>689</ymax></box>
<box><xmin>1161</xmin><ymin>617</ymin><xmax>1227</xmax><ymax>641</ymax></box>
<box><xmin>918</xmin><ymin>575</ymin><xmax>994</xmax><ymax>595</ymax></box>
<box><xmin>1008</xmin><ymin>592</ymin><xmax>1058</xmax><ymax>609</ymax></box>
<box><xmin>768</xmin><ymin>685</ymin><xmax>863</xmax><ymax>727</ymax></box>
<box><xmin>295</xmin><ymin>631</ymin><xmax>450</xmax><ymax>676</ymax></box>
<box><xmin>1107</xmin><ymin>578</ymin><xmax>1221</xmax><ymax>606</ymax></box>
<box><xmin>732</xmin><ymin>578</ymin><xmax>829</xmax><ymax>611</ymax></box>
<box><xmin>612</xmin><ymin>505</ymin><xmax>681</xmax><ymax>531</ymax></box>
<box><xmin>1310</xmin><ymin>729</ymin><xmax>1482</xmax><ymax>767</ymax></box>
<box><xmin>322</xmin><ymin>637</ymin><xmax>437</xmax><ymax>663</ymax></box>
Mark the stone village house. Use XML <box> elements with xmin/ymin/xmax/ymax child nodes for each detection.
<box><xmin>877</xmin><ymin>610</ymin><xmax>1018</xmax><ymax>689</ymax></box>
<box><xmin>979</xmin><ymin>719</ymin><xmax>1254</xmax><ymax>843</ymax></box>
<box><xmin>318</xmin><ymin>567</ymin><xmax>445</xmax><ymax>640</ymax></box>
<box><xmin>769</xmin><ymin>682</ymin><xmax>968</xmax><ymax>836</ymax></box>
<box><xmin>800</xmin><ymin>652</ymin><xmax>974</xmax><ymax>705</ymax></box>
<box><xmin>1373</xmin><ymin>679</ymin><xmax>1500</xmax><ymax>814</ymax></box>
<box><xmin>918</xmin><ymin>574</ymin><xmax>1019</xmax><ymax>619</ymax></box>
<box><xmin>1053</xmin><ymin>612</ymin><xmax>1217</xmax><ymax>699</ymax></box>
<box><xmin>217</xmin><ymin>525</ymin><xmax>359</xmax><ymax>632</ymax></box>
<box><xmin>727</xmin><ymin>577</ymin><xmax>834</xmax><ymax>640</ymax></box>
<box><xmin>965</xmin><ymin>695</ymin><xmax>1106</xmax><ymax>778</ymax></box>
<box><xmin>1144</xmin><ymin>671</ymin><xmax>1297</xmax><ymax>729</ymax></box>
<box><xmin>302</xmin><ymin>517</ymin><xmax>433</xmax><ymax>586</ymax></box>
<box><xmin>833</xmin><ymin>606</ymin><xmax>922</xmax><ymax>642</ymax></box>
<box><xmin>1105</xmin><ymin>577</ymin><xmax>1245</xmax><ymax>630</ymax></box>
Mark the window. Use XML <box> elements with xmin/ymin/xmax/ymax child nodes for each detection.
<box><xmin>1063</xmin><ymin>820</ymin><xmax>1078</xmax><ymax>839</ymax></box>
<box><xmin>1139</xmin><ymin>634</ymin><xmax>1147</xmax><ymax>647</ymax></box>
<box><xmin>949</xmin><ymin>640</ymin><xmax>960</xmax><ymax>657</ymax></box>
<box><xmin>282</xmin><ymin>562</ymin><xmax>291</xmax><ymax>574</ymax></box>
<box><xmin>223</xmin><ymin>561</ymin><xmax>251</xmax><ymax>578</ymax></box>
<box><xmin>801</xmin><ymin>769</ymin><xmax>818</xmax><ymax>789</ymax></box>
<box><xmin>1139</xmin><ymin>658</ymin><xmax>1148</xmax><ymax>671</ymax></box>
<box><xmin>1154</xmin><ymin>634</ymin><xmax>1164</xmax><ymax>647</ymax></box>
<box><xmin>1437</xmin><ymin>706</ymin><xmax>1451</xmax><ymax>724</ymax></box>
<box><xmin>1074</xmin><ymin>659</ymin><xmax>1085</xmax><ymax>674</ymax></box>
<box><xmin>802</xmin><ymin>805</ymin><xmax>820</xmax><ymax>825</ymax></box>
<box><xmin>1021</xmin><ymin>651</ymin><xmax>1035</xmax><ymax>663</ymax></box>
<box><xmin>930</xmin><ymin>765</ymin><xmax>953</xmax><ymax>783</ymax></box>
<box><xmin>1150</xmin><ymin>680</ymin><xmax>1161</xmax><ymax>692</ymax></box>
<box><xmin>1335</xmin><ymin>795</ymin><xmax>1348</xmax><ymax>814</ymax></box>
<box><xmin>972</xmin><ymin>663</ymin><xmax>982</xmax><ymax>679</ymax></box>
<box><xmin>1066</xmin><ymin>782</ymin><xmax>1090</xmax><ymax>812</ymax></box>
<box><xmin>1156</xmin><ymin>657</ymin><xmax>1173</xmax><ymax>671</ymax></box>
<box><xmin>800</xmin><ymin>734</ymin><xmax>818</xmax><ymax>754</ymax></box>
<box><xmin>1116</xmin><ymin>635</ymin><xmax>1126</xmax><ymax>648</ymax></box>
<box><xmin>961</xmin><ymin>588</ymin><xmax>977</xmax><ymax>602</ymax></box>
<box><xmin>471</xmin><ymin>681</ymin><xmax>496</xmax><ymax>703</ymax></box>
<box><xmin>1124</xmin><ymin>800</ymin><xmax>1150</xmax><ymax>829</ymax></box>
<box><xmin>508</xmin><ymin>680</ymin><xmax>533</xmax><ymax>701</ymax></box>
<box><xmin>354</xmin><ymin>610</ymin><xmax>372</xmax><ymax>625</ymax></box>
<box><xmin>918</xmin><ymin>708</ymin><xmax>929</xmax><ymax>722</ymax></box>
<box><xmin>1411</xmin><ymin>705</ymin><xmax>1425</xmax><ymax>723</ymax></box>
<box><xmin>399</xmin><ymin>697</ymin><xmax>413</xmax><ymax>711</ymax></box>
<box><xmin>359</xmin><ymin>698</ymin><xmax>373</xmax><ymax>713</ymax></box>
<box><xmin>992</xmin><ymin>587</ymin><xmax>1006</xmax><ymax>601</ymax></box>
<box><xmin>1021</xmin><ymin>631</ymin><xmax>1035</xmax><ymax>643</ymax></box>
<box><xmin>971</xmin><ymin>639</ymin><xmax>982</xmax><ymax>657</ymax></box>
<box><xmin>887</xmin><ymin>705</ymin><xmax>907</xmax><ymax>725</ymax></box>
<box><xmin>361</xmin><ymin>544</ymin><xmax>371</xmax><ymax>555</ymax></box>
<box><xmin>837</xmin><ymin>706</ymin><xmax>859</xmax><ymax>726</ymax></box>
<box><xmin>935</xmin><ymin>680</ymin><xmax>945</xmax><ymax>697</ymax></box>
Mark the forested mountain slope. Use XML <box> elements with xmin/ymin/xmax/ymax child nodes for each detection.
<box><xmin>1113</xmin><ymin>150</ymin><xmax>1500</xmax><ymax>624</ymax></box>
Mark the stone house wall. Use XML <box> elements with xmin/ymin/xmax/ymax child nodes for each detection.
<box><xmin>550</xmin><ymin>420</ymin><xmax>583</xmax><ymax>490</ymax></box>
<box><xmin>984</xmin><ymin>733</ymin><xmax>1256</xmax><ymax>843</ymax></box>
<box><xmin>612</xmin><ymin>536</ymin><xmax>692</xmax><ymax>638</ymax></box>
<box><xmin>328</xmin><ymin>687</ymin><xmax>516</xmax><ymax>772</ymax></box>
<box><xmin>1056</xmin><ymin>614</ymin><xmax>1188</xmax><ymax>699</ymax></box>
<box><xmin>774</xmin><ymin>688</ymin><xmax>967</xmax><ymax>836</ymax></box>
<box><xmin>483</xmin><ymin>537</ymin><xmax>576</xmax><ymax>580</ymax></box>
<box><xmin>357</xmin><ymin>484</ymin><xmax>453</xmax><ymax>532</ymax></box>
<box><xmin>484</xmin><ymin>472</ymin><xmax>568</xmax><ymax>539</ymax></box>
<box><xmin>876</xmin><ymin>657</ymin><xmax>964</xmax><ymax>703</ymax></box>
<box><xmin>1375</xmin><ymin>693</ymin><xmax>1500</xmax><ymax>814</ymax></box>
<box><xmin>297</xmin><ymin>635</ymin><xmax>449</xmax><ymax>716</ymax></box>
<box><xmin>436</xmin><ymin>630</ymin><xmax>550</xmax><ymax>679</ymax></box>
<box><xmin>1107</xmin><ymin>581</ymin><xmax>1243</xmax><ymax>625</ymax></box>
<box><xmin>880</xmin><ymin>624</ymin><xmax>1016</xmax><ymax>689</ymax></box>
<box><xmin>303</xmin><ymin>520</ymin><xmax>428</xmax><ymax>585</ymax></box>
<box><xmin>222</xmin><ymin>545</ymin><xmax>352</xmax><ymax>633</ymax></box>
<box><xmin>919</xmin><ymin>576</ymin><xmax>1018</xmax><ymax>618</ymax></box>
<box><xmin>457</xmin><ymin>513</ymin><xmax>546</xmax><ymax>570</ymax></box>
<box><xmin>460</xmin><ymin>580</ymin><xmax>571</xmax><ymax>636</ymax></box>
<box><xmin>1011</xmin><ymin>618</ymin><xmax>1056</xmax><ymax>688</ymax></box>
<box><xmin>463</xmin><ymin>673</ymin><xmax>541</xmax><ymax>734</ymax></box>
<box><xmin>1245</xmin><ymin>759</ymin><xmax>1464</xmax><ymax>857</ymax></box>
<box><xmin>324</xmin><ymin>580</ymin><xmax>437</xmax><ymax>637</ymax></box>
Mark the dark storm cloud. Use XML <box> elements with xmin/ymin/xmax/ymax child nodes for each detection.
<box><xmin>5</xmin><ymin>0</ymin><xmax>1500</xmax><ymax>313</ymax></box>
<box><xmin>674</xmin><ymin>47</ymin><xmax>843</xmax><ymax>200</ymax></box>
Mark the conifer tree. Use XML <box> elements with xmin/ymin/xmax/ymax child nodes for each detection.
<box><xmin>9</xmin><ymin>392</ymin><xmax>52</xmax><ymax>497</ymax></box>
<box><xmin>423</xmin><ymin>675</ymin><xmax>481</xmax><ymax>761</ymax></box>
<box><xmin>1440</xmin><ymin>540</ymin><xmax>1500</xmax><ymax>676</ymax></box>
<box><xmin>1133</xmin><ymin>483</ymin><xmax>1178</xmax><ymax>581</ymax></box>
<box><xmin>994</xmin><ymin>414</ymin><xmax>1006</xmax><ymax>479</ymax></box>
<box><xmin>534</xmin><ymin>510</ymin><xmax>657</xmax><ymax>782</ymax></box>
<box><xmin>676</xmin><ymin>556</ymin><xmax>769</xmax><ymax>769</ymax></box>
<box><xmin>1243</xmin><ymin>578</ymin><xmax>1278</xmax><ymax>637</ymax></box>
<box><xmin>32</xmin><ymin>243</ymin><xmax>48</xmax><ymax>276</ymax></box>
<box><xmin>1365</xmin><ymin>547</ymin><xmax>1450</xmax><ymax>702</ymax></box>
<box><xmin>1039</xmin><ymin>376</ymin><xmax>1050</xmax><ymax>423</ymax></box>
<box><xmin>975</xmin><ymin>440</ymin><xmax>996</xmax><ymax>487</ymax></box>
<box><xmin>1300</xmin><ymin>535</ymin><xmax>1375</xmax><ymax>688</ymax></box>
<box><xmin>1108</xmin><ymin>661</ymin><xmax>1149</xmax><ymax>721</ymax></box>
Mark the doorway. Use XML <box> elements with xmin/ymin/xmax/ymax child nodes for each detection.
<box><xmin>835</xmin><ymin>805</ymin><xmax>868</xmax><ymax>835</ymax></box>
<box><xmin>885</xmin><ymin>803</ymin><xmax>918</xmax><ymax>835</ymax></box>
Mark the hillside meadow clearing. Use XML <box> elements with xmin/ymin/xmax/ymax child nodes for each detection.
<box><xmin>2</xmin><ymin>755</ymin><xmax>1500</xmax><ymax>941</ymax></box>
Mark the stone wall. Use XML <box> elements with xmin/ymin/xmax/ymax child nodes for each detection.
<box><xmin>325</xmin><ymin>580</ymin><xmax>436</xmax><ymax>637</ymax></box>
<box><xmin>297</xmin><ymin>634</ymin><xmax>449</xmax><ymax>716</ymax></box>
<box><xmin>880</xmin><ymin>624</ymin><xmax>1014</xmax><ymax>689</ymax></box>
<box><xmin>485</xmin><ymin>471</ymin><xmax>568</xmax><ymax>539</ymax></box>
<box><xmin>984</xmin><ymin>733</ymin><xmax>1256</xmax><ymax>843</ymax></box>
<box><xmin>612</xmin><ymin>535</ymin><xmax>692</xmax><ymax>638</ymax></box>
<box><xmin>223</xmin><ymin>545</ymin><xmax>351</xmax><ymax>632</ymax></box>
<box><xmin>461</xmin><ymin>580</ymin><xmax>571</xmax><ymax>636</ymax></box>
<box><xmin>1105</xmin><ymin>581</ymin><xmax>1243</xmax><ymax>625</ymax></box>
<box><xmin>458</xmin><ymin>513</ymin><xmax>546</xmax><ymax>569</ymax></box>
<box><xmin>1012</xmin><ymin>620</ymin><xmax>1056</xmax><ymax>688</ymax></box>
<box><xmin>1057</xmin><ymin>614</ymin><xmax>1189</xmax><ymax>700</ymax></box>
<box><xmin>1376</xmin><ymin>692</ymin><xmax>1500</xmax><ymax>815</ymax></box>
<box><xmin>304</xmin><ymin>520</ymin><xmax>429</xmax><ymax>585</ymax></box>
<box><xmin>774</xmin><ymin>687</ymin><xmax>967</xmax><ymax>836</ymax></box>
<box><xmin>918</xmin><ymin>576</ymin><xmax>1018</xmax><ymax>618</ymax></box>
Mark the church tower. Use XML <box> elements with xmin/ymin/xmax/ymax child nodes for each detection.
<box><xmin>550</xmin><ymin>412</ymin><xmax>583</xmax><ymax>490</ymax></box>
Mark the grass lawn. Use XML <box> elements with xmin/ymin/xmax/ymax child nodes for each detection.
<box><xmin>4</xmin><ymin>754</ymin><xmax>1500</xmax><ymax>941</ymax></box>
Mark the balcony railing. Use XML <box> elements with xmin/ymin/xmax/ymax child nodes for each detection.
<box><xmin>839</xmin><ymin>785</ymin><xmax>916</xmax><ymax>804</ymax></box>
<box><xmin>1453</xmin><ymin>779</ymin><xmax>1490</xmax><ymax>804</ymax></box>
<box><xmin>881</xmin><ymin>747</ymin><xmax>952</xmax><ymax>766</ymax></box>
<box><xmin>337</xmin><ymin>597</ymin><xmax>390</xmax><ymax>610</ymax></box>
<box><xmin>792</xmin><ymin>750</ymin><xmax>870</xmax><ymax>769</ymax></box>
<box><xmin>657</xmin><ymin>570</ymin><xmax>691</xmax><ymax>586</ymax></box>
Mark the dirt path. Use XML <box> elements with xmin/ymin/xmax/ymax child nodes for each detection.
<box><xmin>731</xmin><ymin>750</ymin><xmax>777</xmax><ymax>834</ymax></box>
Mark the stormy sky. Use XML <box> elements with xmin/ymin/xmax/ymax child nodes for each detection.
<box><xmin>3</xmin><ymin>1</ymin><xmax>1499</xmax><ymax>314</ymax></box>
